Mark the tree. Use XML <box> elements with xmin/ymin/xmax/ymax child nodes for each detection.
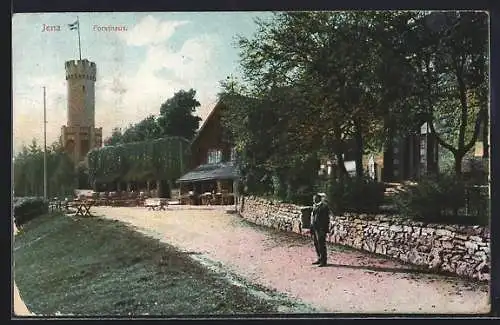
<box><xmin>51</xmin><ymin>150</ymin><xmax>76</xmax><ymax>196</ymax></box>
<box><xmin>105</xmin><ymin>89</ymin><xmax>202</xmax><ymax>146</ymax></box>
<box><xmin>157</xmin><ymin>89</ymin><xmax>202</xmax><ymax>141</ymax></box>
<box><xmin>229</xmin><ymin>12</ymin><xmax>420</xmax><ymax>187</ymax></box>
<box><xmin>14</xmin><ymin>140</ymin><xmax>76</xmax><ymax>198</ymax></box>
<box><xmin>134</xmin><ymin>115</ymin><xmax>162</xmax><ymax>140</ymax></box>
<box><xmin>403</xmin><ymin>12</ymin><xmax>488</xmax><ymax>177</ymax></box>
<box><xmin>228</xmin><ymin>10</ymin><xmax>488</xmax><ymax>188</ymax></box>
<box><xmin>105</xmin><ymin>127</ymin><xmax>124</xmax><ymax>146</ymax></box>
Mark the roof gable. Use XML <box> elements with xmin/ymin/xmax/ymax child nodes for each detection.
<box><xmin>190</xmin><ymin>100</ymin><xmax>224</xmax><ymax>149</ymax></box>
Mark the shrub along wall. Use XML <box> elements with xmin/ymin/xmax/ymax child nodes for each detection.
<box><xmin>238</xmin><ymin>196</ymin><xmax>490</xmax><ymax>282</ymax></box>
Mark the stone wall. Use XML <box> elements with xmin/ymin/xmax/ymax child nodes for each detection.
<box><xmin>238</xmin><ymin>196</ymin><xmax>490</xmax><ymax>281</ymax></box>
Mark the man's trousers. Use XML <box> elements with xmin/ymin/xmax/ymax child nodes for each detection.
<box><xmin>312</xmin><ymin>228</ymin><xmax>327</xmax><ymax>264</ymax></box>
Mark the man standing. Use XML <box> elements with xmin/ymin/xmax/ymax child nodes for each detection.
<box><xmin>311</xmin><ymin>194</ymin><xmax>330</xmax><ymax>267</ymax></box>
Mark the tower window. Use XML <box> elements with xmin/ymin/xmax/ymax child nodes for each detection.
<box><xmin>83</xmin><ymin>85</ymin><xmax>85</xmax><ymax>91</ymax></box>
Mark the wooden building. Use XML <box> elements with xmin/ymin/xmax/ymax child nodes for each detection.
<box><xmin>177</xmin><ymin>100</ymin><xmax>239</xmax><ymax>205</ymax></box>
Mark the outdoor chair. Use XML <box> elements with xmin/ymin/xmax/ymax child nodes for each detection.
<box><xmin>200</xmin><ymin>192</ymin><xmax>214</xmax><ymax>205</ymax></box>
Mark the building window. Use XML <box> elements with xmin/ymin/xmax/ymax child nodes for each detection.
<box><xmin>207</xmin><ymin>149</ymin><xmax>222</xmax><ymax>164</ymax></box>
<box><xmin>230</xmin><ymin>147</ymin><xmax>237</xmax><ymax>162</ymax></box>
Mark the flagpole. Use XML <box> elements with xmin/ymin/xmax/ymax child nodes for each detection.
<box><xmin>77</xmin><ymin>16</ymin><xmax>82</xmax><ymax>60</ymax></box>
<box><xmin>43</xmin><ymin>86</ymin><xmax>47</xmax><ymax>201</ymax></box>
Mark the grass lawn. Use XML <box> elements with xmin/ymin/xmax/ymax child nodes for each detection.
<box><xmin>13</xmin><ymin>213</ymin><xmax>283</xmax><ymax>316</ymax></box>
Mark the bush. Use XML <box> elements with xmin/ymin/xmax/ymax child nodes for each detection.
<box><xmin>393</xmin><ymin>174</ymin><xmax>489</xmax><ymax>225</ymax></box>
<box><xmin>14</xmin><ymin>197</ymin><xmax>49</xmax><ymax>227</ymax></box>
<box><xmin>463</xmin><ymin>185</ymin><xmax>490</xmax><ymax>225</ymax></box>
<box><xmin>285</xmin><ymin>186</ymin><xmax>315</xmax><ymax>206</ymax></box>
<box><xmin>324</xmin><ymin>176</ymin><xmax>385</xmax><ymax>214</ymax></box>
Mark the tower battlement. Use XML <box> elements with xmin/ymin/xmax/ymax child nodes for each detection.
<box><xmin>65</xmin><ymin>59</ymin><xmax>97</xmax><ymax>81</ymax></box>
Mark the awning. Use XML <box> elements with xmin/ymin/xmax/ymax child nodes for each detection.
<box><xmin>177</xmin><ymin>162</ymin><xmax>240</xmax><ymax>183</ymax></box>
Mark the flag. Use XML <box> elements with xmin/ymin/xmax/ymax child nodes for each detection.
<box><xmin>68</xmin><ymin>20</ymin><xmax>79</xmax><ymax>31</ymax></box>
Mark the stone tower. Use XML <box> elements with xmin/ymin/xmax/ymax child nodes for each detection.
<box><xmin>60</xmin><ymin>59</ymin><xmax>103</xmax><ymax>164</ymax></box>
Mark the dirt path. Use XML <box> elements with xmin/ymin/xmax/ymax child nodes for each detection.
<box><xmin>92</xmin><ymin>206</ymin><xmax>490</xmax><ymax>314</ymax></box>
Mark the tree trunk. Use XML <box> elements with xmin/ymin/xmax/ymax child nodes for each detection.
<box><xmin>353</xmin><ymin>120</ymin><xmax>364</xmax><ymax>179</ymax></box>
<box><xmin>335</xmin><ymin>151</ymin><xmax>348</xmax><ymax>185</ymax></box>
<box><xmin>168</xmin><ymin>180</ymin><xmax>174</xmax><ymax>198</ymax></box>
<box><xmin>483</xmin><ymin>112</ymin><xmax>489</xmax><ymax>158</ymax></box>
<box><xmin>383</xmin><ymin>130</ymin><xmax>395</xmax><ymax>182</ymax></box>
<box><xmin>285</xmin><ymin>177</ymin><xmax>293</xmax><ymax>202</ymax></box>
<box><xmin>156</xmin><ymin>179</ymin><xmax>161</xmax><ymax>198</ymax></box>
<box><xmin>454</xmin><ymin>153</ymin><xmax>463</xmax><ymax>179</ymax></box>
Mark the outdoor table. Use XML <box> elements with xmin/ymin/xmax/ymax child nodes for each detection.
<box><xmin>71</xmin><ymin>199</ymin><xmax>95</xmax><ymax>217</ymax></box>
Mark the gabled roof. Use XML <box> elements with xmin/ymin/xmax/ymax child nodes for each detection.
<box><xmin>189</xmin><ymin>94</ymin><xmax>262</xmax><ymax>150</ymax></box>
<box><xmin>177</xmin><ymin>162</ymin><xmax>240</xmax><ymax>183</ymax></box>
<box><xmin>190</xmin><ymin>100</ymin><xmax>224</xmax><ymax>148</ymax></box>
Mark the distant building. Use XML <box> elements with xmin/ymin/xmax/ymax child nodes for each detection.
<box><xmin>60</xmin><ymin>59</ymin><xmax>103</xmax><ymax>164</ymax></box>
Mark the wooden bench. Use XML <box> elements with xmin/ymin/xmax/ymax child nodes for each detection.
<box><xmin>144</xmin><ymin>198</ymin><xmax>168</xmax><ymax>211</ymax></box>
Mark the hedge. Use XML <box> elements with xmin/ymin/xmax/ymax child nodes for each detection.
<box><xmin>14</xmin><ymin>197</ymin><xmax>49</xmax><ymax>227</ymax></box>
<box><xmin>87</xmin><ymin>136</ymin><xmax>190</xmax><ymax>184</ymax></box>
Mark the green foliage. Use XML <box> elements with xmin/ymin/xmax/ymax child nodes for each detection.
<box><xmin>104</xmin><ymin>89</ymin><xmax>202</xmax><ymax>145</ymax></box>
<box><xmin>87</xmin><ymin>137</ymin><xmax>189</xmax><ymax>185</ymax></box>
<box><xmin>322</xmin><ymin>176</ymin><xmax>386</xmax><ymax>214</ymax></box>
<box><xmin>227</xmin><ymin>12</ymin><xmax>428</xmax><ymax>180</ymax></box>
<box><xmin>77</xmin><ymin>161</ymin><xmax>90</xmax><ymax>188</ymax></box>
<box><xmin>13</xmin><ymin>197</ymin><xmax>48</xmax><ymax>227</ymax></box>
<box><xmin>14</xmin><ymin>140</ymin><xmax>76</xmax><ymax>198</ymax></box>
<box><xmin>157</xmin><ymin>89</ymin><xmax>202</xmax><ymax>141</ymax></box>
<box><xmin>393</xmin><ymin>173</ymin><xmax>489</xmax><ymax>225</ymax></box>
<box><xmin>403</xmin><ymin>12</ymin><xmax>489</xmax><ymax>176</ymax></box>
<box><xmin>221</xmin><ymin>11</ymin><xmax>488</xmax><ymax>192</ymax></box>
<box><xmin>397</xmin><ymin>175</ymin><xmax>465</xmax><ymax>219</ymax></box>
<box><xmin>105</xmin><ymin>128</ymin><xmax>124</xmax><ymax>146</ymax></box>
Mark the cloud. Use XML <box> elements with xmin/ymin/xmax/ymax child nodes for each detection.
<box><xmin>13</xmin><ymin>16</ymin><xmax>224</xmax><ymax>154</ymax></box>
<box><xmin>143</xmin><ymin>34</ymin><xmax>216</xmax><ymax>83</ymax></box>
<box><xmin>119</xmin><ymin>15</ymin><xmax>189</xmax><ymax>46</ymax></box>
<box><xmin>13</xmin><ymin>74</ymin><xmax>68</xmax><ymax>151</ymax></box>
<box><xmin>94</xmin><ymin>31</ymin><xmax>221</xmax><ymax>134</ymax></box>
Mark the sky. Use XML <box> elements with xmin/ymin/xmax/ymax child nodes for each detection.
<box><xmin>12</xmin><ymin>12</ymin><xmax>272</xmax><ymax>154</ymax></box>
